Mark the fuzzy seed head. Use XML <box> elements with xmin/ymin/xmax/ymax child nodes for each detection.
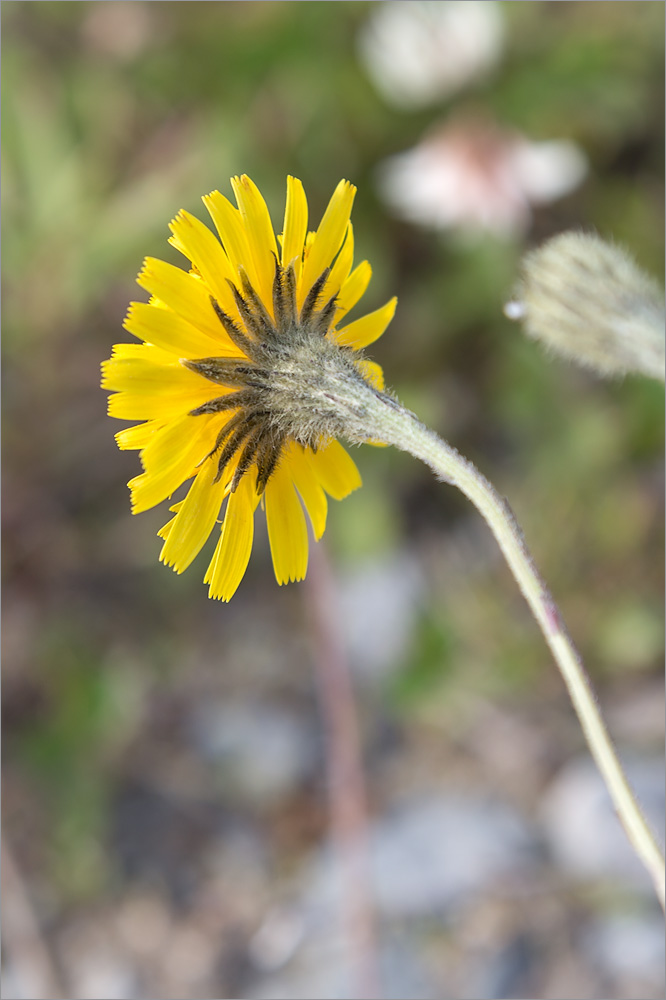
<box><xmin>507</xmin><ymin>231</ymin><xmax>665</xmax><ymax>380</ymax></box>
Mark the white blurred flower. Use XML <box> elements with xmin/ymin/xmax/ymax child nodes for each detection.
<box><xmin>358</xmin><ymin>1</ymin><xmax>504</xmax><ymax>109</ymax></box>
<box><xmin>378</xmin><ymin>118</ymin><xmax>588</xmax><ymax>239</ymax></box>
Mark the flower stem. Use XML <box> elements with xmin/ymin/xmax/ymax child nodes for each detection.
<box><xmin>361</xmin><ymin>390</ymin><xmax>665</xmax><ymax>908</ymax></box>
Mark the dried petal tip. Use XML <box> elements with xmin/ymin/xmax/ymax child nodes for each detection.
<box><xmin>510</xmin><ymin>231</ymin><xmax>665</xmax><ymax>381</ymax></box>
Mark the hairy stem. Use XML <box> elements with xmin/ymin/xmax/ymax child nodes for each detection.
<box><xmin>359</xmin><ymin>390</ymin><xmax>665</xmax><ymax>908</ymax></box>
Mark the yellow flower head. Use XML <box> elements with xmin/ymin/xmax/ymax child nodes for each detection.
<box><xmin>102</xmin><ymin>176</ymin><xmax>397</xmax><ymax>600</ymax></box>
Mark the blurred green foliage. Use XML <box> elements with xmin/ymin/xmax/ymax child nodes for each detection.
<box><xmin>389</xmin><ymin>612</ymin><xmax>455</xmax><ymax>707</ymax></box>
<box><xmin>2</xmin><ymin>0</ymin><xmax>663</xmax><ymax>941</ymax></box>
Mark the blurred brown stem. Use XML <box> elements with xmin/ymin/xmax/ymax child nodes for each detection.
<box><xmin>306</xmin><ymin>542</ymin><xmax>381</xmax><ymax>1000</ymax></box>
<box><xmin>1</xmin><ymin>834</ymin><xmax>65</xmax><ymax>1000</ymax></box>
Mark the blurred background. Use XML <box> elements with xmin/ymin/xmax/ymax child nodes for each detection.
<box><xmin>2</xmin><ymin>3</ymin><xmax>664</xmax><ymax>998</ymax></box>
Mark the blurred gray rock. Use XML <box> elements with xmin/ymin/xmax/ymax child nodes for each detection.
<box><xmin>249</xmin><ymin>918</ymin><xmax>435</xmax><ymax>1000</ymax></box>
<box><xmin>249</xmin><ymin>792</ymin><xmax>536</xmax><ymax>999</ymax></box>
<box><xmin>583</xmin><ymin>912</ymin><xmax>665</xmax><ymax>987</ymax></box>
<box><xmin>57</xmin><ymin>923</ymin><xmax>138</xmax><ymax>1000</ymax></box>
<box><xmin>369</xmin><ymin>795</ymin><xmax>536</xmax><ymax>915</ymax></box>
<box><xmin>339</xmin><ymin>552</ymin><xmax>424</xmax><ymax>679</ymax></box>
<box><xmin>540</xmin><ymin>755</ymin><xmax>665</xmax><ymax>888</ymax></box>
<box><xmin>189</xmin><ymin>701</ymin><xmax>318</xmax><ymax>804</ymax></box>
<box><xmin>308</xmin><ymin>793</ymin><xmax>536</xmax><ymax>919</ymax></box>
<box><xmin>465</xmin><ymin>932</ymin><xmax>536</xmax><ymax>1000</ymax></box>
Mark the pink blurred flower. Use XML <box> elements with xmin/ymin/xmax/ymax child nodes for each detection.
<box><xmin>378</xmin><ymin>118</ymin><xmax>588</xmax><ymax>239</ymax></box>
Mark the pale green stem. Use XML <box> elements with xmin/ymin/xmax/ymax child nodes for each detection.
<box><xmin>358</xmin><ymin>390</ymin><xmax>665</xmax><ymax>908</ymax></box>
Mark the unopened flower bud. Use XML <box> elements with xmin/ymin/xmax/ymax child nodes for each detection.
<box><xmin>505</xmin><ymin>231</ymin><xmax>665</xmax><ymax>380</ymax></box>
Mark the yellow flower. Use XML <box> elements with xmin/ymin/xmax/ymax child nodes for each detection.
<box><xmin>102</xmin><ymin>175</ymin><xmax>397</xmax><ymax>600</ymax></box>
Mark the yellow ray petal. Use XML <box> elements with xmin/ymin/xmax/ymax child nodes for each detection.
<box><xmin>103</xmin><ymin>342</ymin><xmax>229</xmax><ymax>420</ymax></box>
<box><xmin>335</xmin><ymin>297</ymin><xmax>397</xmax><ymax>349</ymax></box>
<box><xmin>157</xmin><ymin>504</ymin><xmax>183</xmax><ymax>540</ymax></box>
<box><xmin>299</xmin><ymin>180</ymin><xmax>356</xmax><ymax>308</ymax></box>
<box><xmin>203</xmin><ymin>190</ymin><xmax>257</xmax><ymax>289</ymax></box>
<box><xmin>137</xmin><ymin>257</ymin><xmax>238</xmax><ymax>348</ymax></box>
<box><xmin>101</xmin><ymin>344</ymin><xmax>193</xmax><ymax>393</ymax></box>
<box><xmin>128</xmin><ymin>413</ymin><xmax>221</xmax><ymax>513</ymax></box>
<box><xmin>168</xmin><ymin>210</ymin><xmax>241</xmax><ymax>315</ymax></box>
<box><xmin>108</xmin><ymin>342</ymin><xmax>175</xmax><ymax>364</ymax></box>
<box><xmin>356</xmin><ymin>358</ymin><xmax>385</xmax><ymax>391</ymax></box>
<box><xmin>107</xmin><ymin>387</ymin><xmax>215</xmax><ymax>422</ymax></box>
<box><xmin>124</xmin><ymin>301</ymin><xmax>230</xmax><ymax>359</ymax></box>
<box><xmin>102</xmin><ymin>347</ymin><xmax>208</xmax><ymax>394</ymax></box>
<box><xmin>281</xmin><ymin>176</ymin><xmax>308</xmax><ymax>278</ymax></box>
<box><xmin>336</xmin><ymin>260</ymin><xmax>372</xmax><ymax>322</ymax></box>
<box><xmin>115</xmin><ymin>420</ymin><xmax>162</xmax><ymax>451</ymax></box>
<box><xmin>356</xmin><ymin>357</ymin><xmax>390</xmax><ymax>445</ymax></box>
<box><xmin>264</xmin><ymin>462</ymin><xmax>309</xmax><ymax>585</ymax></box>
<box><xmin>205</xmin><ymin>473</ymin><xmax>259</xmax><ymax>601</ymax></box>
<box><xmin>158</xmin><ymin>515</ymin><xmax>176</xmax><ymax>541</ymax></box>
<box><xmin>322</xmin><ymin>222</ymin><xmax>354</xmax><ymax>305</ymax></box>
<box><xmin>139</xmin><ymin>411</ymin><xmax>221</xmax><ymax>475</ymax></box>
<box><xmin>230</xmin><ymin>175</ymin><xmax>279</xmax><ymax>316</ymax></box>
<box><xmin>305</xmin><ymin>439</ymin><xmax>362</xmax><ymax>500</ymax></box>
<box><xmin>167</xmin><ymin>231</ymin><xmax>189</xmax><ymax>257</ymax></box>
<box><xmin>157</xmin><ymin>501</ymin><xmax>186</xmax><ymax>540</ymax></box>
<box><xmin>159</xmin><ymin>456</ymin><xmax>227</xmax><ymax>573</ymax></box>
<box><xmin>283</xmin><ymin>443</ymin><xmax>328</xmax><ymax>541</ymax></box>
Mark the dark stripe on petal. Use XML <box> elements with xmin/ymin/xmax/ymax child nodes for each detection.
<box><xmin>300</xmin><ymin>267</ymin><xmax>331</xmax><ymax>326</ymax></box>
<box><xmin>210</xmin><ymin>296</ymin><xmax>262</xmax><ymax>359</ymax></box>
